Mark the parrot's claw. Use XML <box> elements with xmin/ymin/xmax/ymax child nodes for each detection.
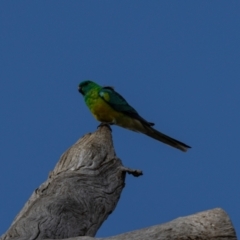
<box><xmin>97</xmin><ymin>122</ymin><xmax>112</xmax><ymax>131</ymax></box>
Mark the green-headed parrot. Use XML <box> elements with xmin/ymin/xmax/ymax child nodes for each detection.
<box><xmin>78</xmin><ymin>80</ymin><xmax>191</xmax><ymax>152</ymax></box>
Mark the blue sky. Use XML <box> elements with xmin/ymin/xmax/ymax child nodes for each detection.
<box><xmin>0</xmin><ymin>1</ymin><xmax>239</xmax><ymax>238</ymax></box>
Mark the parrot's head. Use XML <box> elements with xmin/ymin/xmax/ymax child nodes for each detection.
<box><xmin>78</xmin><ymin>80</ymin><xmax>99</xmax><ymax>96</ymax></box>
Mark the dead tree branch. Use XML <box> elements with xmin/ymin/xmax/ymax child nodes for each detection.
<box><xmin>1</xmin><ymin>126</ymin><xmax>236</xmax><ymax>240</ymax></box>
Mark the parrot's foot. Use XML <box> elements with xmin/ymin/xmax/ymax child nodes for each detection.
<box><xmin>121</xmin><ymin>166</ymin><xmax>143</xmax><ymax>177</ymax></box>
<box><xmin>97</xmin><ymin>122</ymin><xmax>112</xmax><ymax>132</ymax></box>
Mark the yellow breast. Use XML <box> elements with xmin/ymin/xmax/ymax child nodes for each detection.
<box><xmin>86</xmin><ymin>90</ymin><xmax>121</xmax><ymax>124</ymax></box>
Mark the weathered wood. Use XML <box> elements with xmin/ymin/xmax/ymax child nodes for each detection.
<box><xmin>1</xmin><ymin>126</ymin><xmax>237</xmax><ymax>240</ymax></box>
<box><xmin>1</xmin><ymin>126</ymin><xmax>142</xmax><ymax>240</ymax></box>
<box><xmin>46</xmin><ymin>208</ymin><xmax>237</xmax><ymax>240</ymax></box>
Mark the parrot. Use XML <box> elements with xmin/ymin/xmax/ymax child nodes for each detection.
<box><xmin>78</xmin><ymin>80</ymin><xmax>191</xmax><ymax>152</ymax></box>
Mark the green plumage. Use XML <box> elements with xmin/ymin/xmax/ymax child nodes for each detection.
<box><xmin>99</xmin><ymin>87</ymin><xmax>155</xmax><ymax>127</ymax></box>
<box><xmin>78</xmin><ymin>80</ymin><xmax>191</xmax><ymax>152</ymax></box>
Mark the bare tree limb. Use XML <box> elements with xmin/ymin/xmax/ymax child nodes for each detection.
<box><xmin>1</xmin><ymin>126</ymin><xmax>237</xmax><ymax>240</ymax></box>
<box><xmin>46</xmin><ymin>208</ymin><xmax>237</xmax><ymax>240</ymax></box>
<box><xmin>1</xmin><ymin>126</ymin><xmax>141</xmax><ymax>240</ymax></box>
<box><xmin>97</xmin><ymin>208</ymin><xmax>237</xmax><ymax>240</ymax></box>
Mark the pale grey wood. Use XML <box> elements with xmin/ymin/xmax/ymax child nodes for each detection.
<box><xmin>1</xmin><ymin>126</ymin><xmax>142</xmax><ymax>240</ymax></box>
<box><xmin>1</xmin><ymin>126</ymin><xmax>237</xmax><ymax>240</ymax></box>
<box><xmin>46</xmin><ymin>208</ymin><xmax>237</xmax><ymax>240</ymax></box>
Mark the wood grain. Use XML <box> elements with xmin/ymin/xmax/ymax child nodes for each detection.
<box><xmin>1</xmin><ymin>126</ymin><xmax>141</xmax><ymax>240</ymax></box>
<box><xmin>1</xmin><ymin>126</ymin><xmax>236</xmax><ymax>240</ymax></box>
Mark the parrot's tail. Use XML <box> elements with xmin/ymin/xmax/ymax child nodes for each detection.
<box><xmin>117</xmin><ymin>117</ymin><xmax>191</xmax><ymax>152</ymax></box>
<box><xmin>143</xmin><ymin>125</ymin><xmax>191</xmax><ymax>152</ymax></box>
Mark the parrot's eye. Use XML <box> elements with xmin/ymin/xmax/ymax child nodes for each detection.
<box><xmin>78</xmin><ymin>80</ymin><xmax>93</xmax><ymax>95</ymax></box>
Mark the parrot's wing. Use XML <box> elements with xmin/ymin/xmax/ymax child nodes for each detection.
<box><xmin>99</xmin><ymin>87</ymin><xmax>154</xmax><ymax>127</ymax></box>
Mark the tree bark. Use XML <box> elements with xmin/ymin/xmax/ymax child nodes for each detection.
<box><xmin>1</xmin><ymin>126</ymin><xmax>237</xmax><ymax>240</ymax></box>
<box><xmin>46</xmin><ymin>208</ymin><xmax>237</xmax><ymax>240</ymax></box>
<box><xmin>1</xmin><ymin>125</ymin><xmax>142</xmax><ymax>240</ymax></box>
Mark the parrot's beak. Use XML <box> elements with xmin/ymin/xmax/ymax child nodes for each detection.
<box><xmin>78</xmin><ymin>86</ymin><xmax>84</xmax><ymax>95</ymax></box>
